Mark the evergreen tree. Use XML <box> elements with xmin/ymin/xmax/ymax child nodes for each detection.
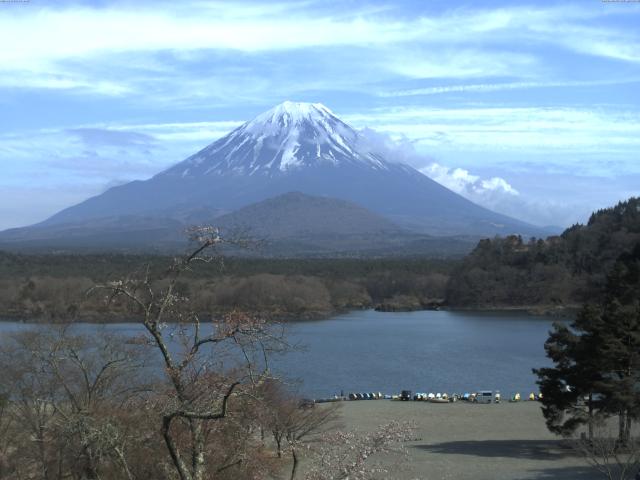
<box><xmin>534</xmin><ymin>306</ymin><xmax>604</xmax><ymax>440</ymax></box>
<box><xmin>593</xmin><ymin>246</ymin><xmax>640</xmax><ymax>443</ymax></box>
<box><xmin>535</xmin><ymin>243</ymin><xmax>640</xmax><ymax>442</ymax></box>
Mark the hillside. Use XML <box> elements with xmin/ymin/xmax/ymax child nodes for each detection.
<box><xmin>215</xmin><ymin>192</ymin><xmax>402</xmax><ymax>239</ymax></box>
<box><xmin>214</xmin><ymin>192</ymin><xmax>477</xmax><ymax>256</ymax></box>
<box><xmin>446</xmin><ymin>197</ymin><xmax>640</xmax><ymax>309</ymax></box>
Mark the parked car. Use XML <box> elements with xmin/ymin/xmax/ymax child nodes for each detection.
<box><xmin>400</xmin><ymin>390</ymin><xmax>412</xmax><ymax>401</ymax></box>
<box><xmin>475</xmin><ymin>391</ymin><xmax>494</xmax><ymax>404</ymax></box>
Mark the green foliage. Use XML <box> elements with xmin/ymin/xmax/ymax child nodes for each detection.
<box><xmin>534</xmin><ymin>307</ymin><xmax>605</xmax><ymax>437</ymax></box>
<box><xmin>448</xmin><ymin>197</ymin><xmax>640</xmax><ymax>308</ymax></box>
<box><xmin>593</xmin><ymin>245</ymin><xmax>640</xmax><ymax>438</ymax></box>
<box><xmin>535</xmin><ymin>243</ymin><xmax>640</xmax><ymax>441</ymax></box>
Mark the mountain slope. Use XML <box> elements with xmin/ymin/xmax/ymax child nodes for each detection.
<box><xmin>215</xmin><ymin>191</ymin><xmax>401</xmax><ymax>239</ymax></box>
<box><xmin>0</xmin><ymin>216</ymin><xmax>185</xmax><ymax>250</ymax></box>
<box><xmin>1</xmin><ymin>101</ymin><xmax>548</xmax><ymax>251</ymax></box>
<box><xmin>214</xmin><ymin>192</ymin><xmax>477</xmax><ymax>257</ymax></box>
<box><xmin>165</xmin><ymin>102</ymin><xmax>389</xmax><ymax>177</ymax></box>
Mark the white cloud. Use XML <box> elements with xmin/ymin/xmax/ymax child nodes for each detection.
<box><xmin>378</xmin><ymin>79</ymin><xmax>640</xmax><ymax>97</ymax></box>
<box><xmin>0</xmin><ymin>4</ymin><xmax>422</xmax><ymax>65</ymax></box>
<box><xmin>386</xmin><ymin>50</ymin><xmax>538</xmax><ymax>79</ymax></box>
<box><xmin>354</xmin><ymin>128</ymin><xmax>634</xmax><ymax>228</ymax></box>
<box><xmin>343</xmin><ymin>105</ymin><xmax>640</xmax><ymax>165</ymax></box>
<box><xmin>528</xmin><ymin>17</ymin><xmax>640</xmax><ymax>63</ymax></box>
<box><xmin>417</xmin><ymin>162</ymin><xmax>607</xmax><ymax>228</ymax></box>
<box><xmin>421</xmin><ymin>163</ymin><xmax>519</xmax><ymax>197</ymax></box>
<box><xmin>481</xmin><ymin>177</ymin><xmax>519</xmax><ymax>195</ymax></box>
<box><xmin>1</xmin><ymin>2</ymin><xmax>638</xmax><ymax>98</ymax></box>
<box><xmin>0</xmin><ymin>70</ymin><xmax>132</xmax><ymax>95</ymax></box>
<box><xmin>114</xmin><ymin>121</ymin><xmax>244</xmax><ymax>142</ymax></box>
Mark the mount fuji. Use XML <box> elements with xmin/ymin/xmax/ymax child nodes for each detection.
<box><xmin>0</xmin><ymin>101</ymin><xmax>549</xmax><ymax>253</ymax></box>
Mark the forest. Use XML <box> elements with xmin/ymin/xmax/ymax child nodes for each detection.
<box><xmin>0</xmin><ymin>253</ymin><xmax>453</xmax><ymax>321</ymax></box>
<box><xmin>446</xmin><ymin>197</ymin><xmax>640</xmax><ymax>310</ymax></box>
<box><xmin>0</xmin><ymin>197</ymin><xmax>638</xmax><ymax>321</ymax></box>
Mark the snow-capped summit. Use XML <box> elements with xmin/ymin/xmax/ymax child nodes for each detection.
<box><xmin>246</xmin><ymin>101</ymin><xmax>335</xmax><ymax>129</ymax></box>
<box><xmin>16</xmin><ymin>101</ymin><xmax>550</xmax><ymax>244</ymax></box>
<box><xmin>161</xmin><ymin>101</ymin><xmax>388</xmax><ymax>178</ymax></box>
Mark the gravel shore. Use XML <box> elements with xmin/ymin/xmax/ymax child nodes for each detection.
<box><xmin>336</xmin><ymin>400</ymin><xmax>599</xmax><ymax>480</ymax></box>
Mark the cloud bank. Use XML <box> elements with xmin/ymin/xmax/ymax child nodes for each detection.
<box><xmin>421</xmin><ymin>163</ymin><xmax>519</xmax><ymax>197</ymax></box>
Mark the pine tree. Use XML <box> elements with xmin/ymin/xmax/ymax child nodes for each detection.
<box><xmin>593</xmin><ymin>246</ymin><xmax>640</xmax><ymax>443</ymax></box>
<box><xmin>534</xmin><ymin>306</ymin><xmax>604</xmax><ymax>440</ymax></box>
<box><xmin>535</xmin><ymin>243</ymin><xmax>640</xmax><ymax>442</ymax></box>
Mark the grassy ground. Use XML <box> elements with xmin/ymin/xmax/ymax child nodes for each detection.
<box><xmin>334</xmin><ymin>400</ymin><xmax>599</xmax><ymax>480</ymax></box>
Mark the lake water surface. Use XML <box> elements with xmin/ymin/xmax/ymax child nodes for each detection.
<box><xmin>0</xmin><ymin>309</ymin><xmax>560</xmax><ymax>399</ymax></box>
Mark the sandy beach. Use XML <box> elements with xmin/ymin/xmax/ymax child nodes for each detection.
<box><xmin>336</xmin><ymin>400</ymin><xmax>599</xmax><ymax>480</ymax></box>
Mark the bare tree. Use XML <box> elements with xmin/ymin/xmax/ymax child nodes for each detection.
<box><xmin>0</xmin><ymin>388</ymin><xmax>15</xmax><ymax>478</ymax></box>
<box><xmin>92</xmin><ymin>227</ymin><xmax>286</xmax><ymax>480</ymax></box>
<box><xmin>0</xmin><ymin>329</ymin><xmax>68</xmax><ymax>479</ymax></box>
<box><xmin>573</xmin><ymin>425</ymin><xmax>640</xmax><ymax>480</ymax></box>
<box><xmin>260</xmin><ymin>381</ymin><xmax>340</xmax><ymax>480</ymax></box>
<box><xmin>0</xmin><ymin>327</ymin><xmax>150</xmax><ymax>480</ymax></box>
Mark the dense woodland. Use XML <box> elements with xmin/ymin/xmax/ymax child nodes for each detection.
<box><xmin>0</xmin><ymin>254</ymin><xmax>453</xmax><ymax>321</ymax></box>
<box><xmin>0</xmin><ymin>197</ymin><xmax>638</xmax><ymax>321</ymax></box>
<box><xmin>447</xmin><ymin>197</ymin><xmax>640</xmax><ymax>310</ymax></box>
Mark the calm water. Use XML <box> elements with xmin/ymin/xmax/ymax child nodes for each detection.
<box><xmin>0</xmin><ymin>310</ymin><xmax>560</xmax><ymax>399</ymax></box>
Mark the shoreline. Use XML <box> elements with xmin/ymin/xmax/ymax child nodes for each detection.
<box><xmin>0</xmin><ymin>303</ymin><xmax>578</xmax><ymax>324</ymax></box>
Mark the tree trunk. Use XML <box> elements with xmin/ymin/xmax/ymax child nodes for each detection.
<box><xmin>114</xmin><ymin>446</ymin><xmax>134</xmax><ymax>480</ymax></box>
<box><xmin>588</xmin><ymin>394</ymin><xmax>594</xmax><ymax>442</ymax></box>
<box><xmin>191</xmin><ymin>420</ymin><xmax>206</xmax><ymax>480</ymax></box>
<box><xmin>289</xmin><ymin>447</ymin><xmax>299</xmax><ymax>480</ymax></box>
<box><xmin>624</xmin><ymin>411</ymin><xmax>632</xmax><ymax>445</ymax></box>
<box><xmin>618</xmin><ymin>411</ymin><xmax>626</xmax><ymax>445</ymax></box>
<box><xmin>162</xmin><ymin>416</ymin><xmax>192</xmax><ymax>480</ymax></box>
<box><xmin>37</xmin><ymin>426</ymin><xmax>49</xmax><ymax>480</ymax></box>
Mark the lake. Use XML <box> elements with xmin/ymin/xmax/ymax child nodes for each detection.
<box><xmin>0</xmin><ymin>309</ymin><xmax>560</xmax><ymax>399</ymax></box>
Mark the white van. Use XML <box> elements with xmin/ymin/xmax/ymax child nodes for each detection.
<box><xmin>475</xmin><ymin>391</ymin><xmax>494</xmax><ymax>404</ymax></box>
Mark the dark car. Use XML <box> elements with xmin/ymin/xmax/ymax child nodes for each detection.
<box><xmin>299</xmin><ymin>398</ymin><xmax>315</xmax><ymax>409</ymax></box>
<box><xmin>400</xmin><ymin>390</ymin><xmax>412</xmax><ymax>401</ymax></box>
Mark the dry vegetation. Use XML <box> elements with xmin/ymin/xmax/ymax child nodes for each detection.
<box><xmin>0</xmin><ymin>231</ymin><xmax>416</xmax><ymax>480</ymax></box>
<box><xmin>0</xmin><ymin>255</ymin><xmax>451</xmax><ymax>322</ymax></box>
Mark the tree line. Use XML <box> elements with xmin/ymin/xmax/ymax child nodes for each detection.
<box><xmin>0</xmin><ymin>255</ymin><xmax>452</xmax><ymax>321</ymax></box>
<box><xmin>3</xmin><ymin>198</ymin><xmax>639</xmax><ymax>320</ymax></box>
<box><xmin>447</xmin><ymin>197</ymin><xmax>640</xmax><ymax>309</ymax></box>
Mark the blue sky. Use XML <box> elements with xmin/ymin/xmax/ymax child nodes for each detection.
<box><xmin>1</xmin><ymin>0</ymin><xmax>639</xmax><ymax>230</ymax></box>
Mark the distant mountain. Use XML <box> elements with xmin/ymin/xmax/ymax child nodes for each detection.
<box><xmin>216</xmin><ymin>191</ymin><xmax>401</xmax><ymax>239</ymax></box>
<box><xmin>0</xmin><ymin>192</ymin><xmax>478</xmax><ymax>256</ymax></box>
<box><xmin>0</xmin><ymin>215</ymin><xmax>185</xmax><ymax>251</ymax></box>
<box><xmin>213</xmin><ymin>192</ymin><xmax>476</xmax><ymax>256</ymax></box>
<box><xmin>0</xmin><ymin>101</ymin><xmax>549</xmax><ymax>252</ymax></box>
